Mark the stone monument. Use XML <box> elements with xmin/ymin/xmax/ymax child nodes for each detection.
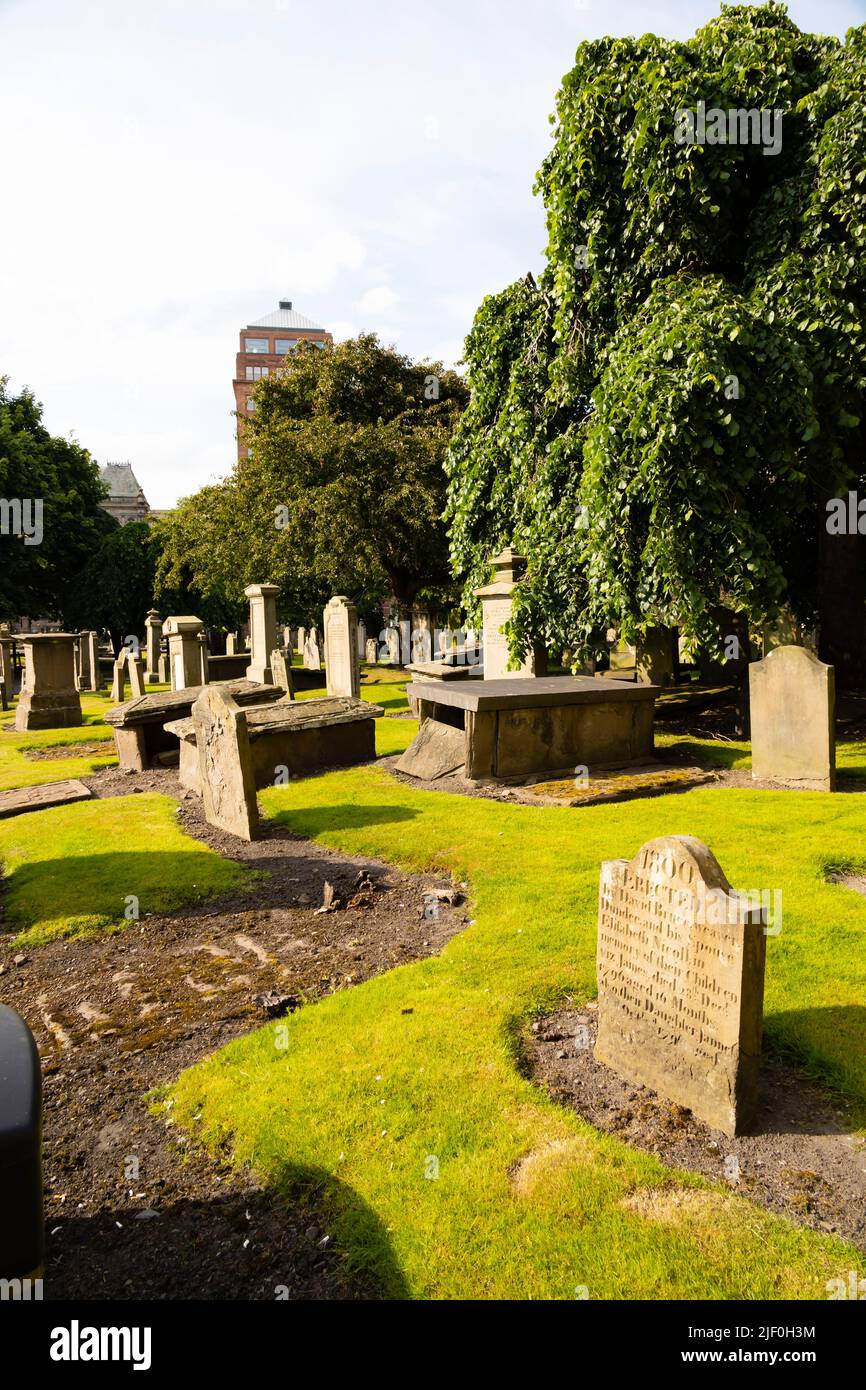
<box><xmin>15</xmin><ymin>634</ymin><xmax>83</xmax><ymax>731</ymax></box>
<box><xmin>323</xmin><ymin>596</ymin><xmax>359</xmax><ymax>699</ymax></box>
<box><xmin>303</xmin><ymin>627</ymin><xmax>321</xmax><ymax>671</ymax></box>
<box><xmin>144</xmin><ymin>610</ymin><xmax>162</xmax><ymax>682</ymax></box>
<box><xmin>127</xmin><ymin>655</ymin><xmax>146</xmax><ymax>699</ymax></box>
<box><xmin>749</xmin><ymin>646</ymin><xmax>835</xmax><ymax>792</ymax></box>
<box><xmin>163</xmin><ymin>616</ymin><xmax>204</xmax><ymax>692</ymax></box>
<box><xmin>594</xmin><ymin>835</ymin><xmax>766</xmax><ymax>1136</ymax></box>
<box><xmin>110</xmin><ymin>652</ymin><xmax>128</xmax><ymax>703</ymax></box>
<box><xmin>244</xmin><ymin>583</ymin><xmax>279</xmax><ymax>685</ymax></box>
<box><xmin>191</xmin><ymin>686</ymin><xmax>259</xmax><ymax>841</ymax></box>
<box><xmin>271</xmin><ymin>647</ymin><xmax>295</xmax><ymax>697</ymax></box>
<box><xmin>473</xmin><ymin>547</ymin><xmax>546</xmax><ymax>680</ymax></box>
<box><xmin>365</xmin><ymin>637</ymin><xmax>378</xmax><ymax>665</ymax></box>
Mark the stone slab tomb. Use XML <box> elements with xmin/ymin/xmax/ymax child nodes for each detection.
<box><xmin>594</xmin><ymin>835</ymin><xmax>767</xmax><ymax>1136</ymax></box>
<box><xmin>192</xmin><ymin>686</ymin><xmax>259</xmax><ymax>841</ymax></box>
<box><xmin>168</xmin><ymin>695</ymin><xmax>384</xmax><ymax>793</ymax></box>
<box><xmin>0</xmin><ymin>779</ymin><xmax>93</xmax><ymax>820</ymax></box>
<box><xmin>15</xmin><ymin>634</ymin><xmax>83</xmax><ymax>732</ymax></box>
<box><xmin>749</xmin><ymin>645</ymin><xmax>835</xmax><ymax>791</ymax></box>
<box><xmin>401</xmin><ymin>675</ymin><xmax>657</xmax><ymax>783</ymax></box>
<box><xmin>105</xmin><ymin>679</ymin><xmax>285</xmax><ymax>772</ymax></box>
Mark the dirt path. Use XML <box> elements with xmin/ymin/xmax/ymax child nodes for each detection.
<box><xmin>0</xmin><ymin>768</ymin><xmax>466</xmax><ymax>1300</ymax></box>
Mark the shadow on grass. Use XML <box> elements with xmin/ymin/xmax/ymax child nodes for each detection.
<box><xmin>766</xmin><ymin>1004</ymin><xmax>866</xmax><ymax>1128</ymax></box>
<box><xmin>47</xmin><ymin>1168</ymin><xmax>409</xmax><ymax>1300</ymax></box>
<box><xmin>267</xmin><ymin>803</ymin><xmax>420</xmax><ymax>832</ymax></box>
<box><xmin>661</xmin><ymin>738</ymin><xmax>747</xmax><ymax>770</ymax></box>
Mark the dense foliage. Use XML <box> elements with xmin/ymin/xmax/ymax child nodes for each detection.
<box><xmin>156</xmin><ymin>335</ymin><xmax>468</xmax><ymax>625</ymax></box>
<box><xmin>0</xmin><ymin>378</ymin><xmax>114</xmax><ymax>621</ymax></box>
<box><xmin>445</xmin><ymin>4</ymin><xmax>866</xmax><ymax>681</ymax></box>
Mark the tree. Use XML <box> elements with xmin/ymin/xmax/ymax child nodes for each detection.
<box><xmin>155</xmin><ymin>335</ymin><xmax>469</xmax><ymax>622</ymax></box>
<box><xmin>445</xmin><ymin>5</ymin><xmax>866</xmax><ymax>685</ymax></box>
<box><xmin>0</xmin><ymin>377</ymin><xmax>114</xmax><ymax>621</ymax></box>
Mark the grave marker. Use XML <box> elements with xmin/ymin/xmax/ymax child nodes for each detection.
<box><xmin>191</xmin><ymin>686</ymin><xmax>259</xmax><ymax>841</ymax></box>
<box><xmin>594</xmin><ymin>835</ymin><xmax>766</xmax><ymax>1136</ymax></box>
<box><xmin>749</xmin><ymin>645</ymin><xmax>835</xmax><ymax>791</ymax></box>
<box><xmin>324</xmin><ymin>596</ymin><xmax>359</xmax><ymax>698</ymax></box>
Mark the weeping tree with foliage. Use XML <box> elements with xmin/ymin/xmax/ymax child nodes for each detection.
<box><xmin>156</xmin><ymin>335</ymin><xmax>468</xmax><ymax>625</ymax></box>
<box><xmin>445</xmin><ymin>3</ymin><xmax>866</xmax><ymax>686</ymax></box>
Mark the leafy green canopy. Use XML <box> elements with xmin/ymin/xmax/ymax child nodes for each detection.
<box><xmin>0</xmin><ymin>378</ymin><xmax>114</xmax><ymax>621</ymax></box>
<box><xmin>157</xmin><ymin>335</ymin><xmax>468</xmax><ymax>622</ymax></box>
<box><xmin>445</xmin><ymin>4</ymin><xmax>866</xmax><ymax>662</ymax></box>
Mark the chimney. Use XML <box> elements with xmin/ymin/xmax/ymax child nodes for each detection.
<box><xmin>279</xmin><ymin>299</ymin><xmax>292</xmax><ymax>310</ymax></box>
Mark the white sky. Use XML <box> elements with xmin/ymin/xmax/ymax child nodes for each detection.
<box><xmin>1</xmin><ymin>0</ymin><xmax>863</xmax><ymax>508</ymax></box>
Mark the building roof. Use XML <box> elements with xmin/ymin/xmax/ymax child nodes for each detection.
<box><xmin>247</xmin><ymin>300</ymin><xmax>324</xmax><ymax>331</ymax></box>
<box><xmin>100</xmin><ymin>462</ymin><xmax>145</xmax><ymax>499</ymax></box>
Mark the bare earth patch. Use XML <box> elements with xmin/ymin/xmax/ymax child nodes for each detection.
<box><xmin>525</xmin><ymin>1007</ymin><xmax>866</xmax><ymax>1251</ymax></box>
<box><xmin>0</xmin><ymin>765</ymin><xmax>466</xmax><ymax>1300</ymax></box>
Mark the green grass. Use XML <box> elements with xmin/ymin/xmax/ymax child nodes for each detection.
<box><xmin>0</xmin><ymin>793</ymin><xmax>255</xmax><ymax>946</ymax></box>
<box><xmin>165</xmin><ymin>765</ymin><xmax>866</xmax><ymax>1300</ymax></box>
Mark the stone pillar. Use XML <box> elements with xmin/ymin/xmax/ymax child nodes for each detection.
<box><xmin>158</xmin><ymin>650</ymin><xmax>169</xmax><ymax>684</ymax></box>
<box><xmin>163</xmin><ymin>615</ymin><xmax>204</xmax><ymax>691</ymax></box>
<box><xmin>15</xmin><ymin>634</ymin><xmax>83</xmax><ymax>731</ymax></box>
<box><xmin>473</xmin><ymin>547</ymin><xmax>546</xmax><ymax>680</ymax></box>
<box><xmin>87</xmin><ymin>632</ymin><xmax>103</xmax><ymax>690</ymax></box>
<box><xmin>323</xmin><ymin>596</ymin><xmax>360</xmax><ymax>698</ymax></box>
<box><xmin>144</xmin><ymin>610</ymin><xmax>162</xmax><ymax>681</ymax></box>
<box><xmin>244</xmin><ymin>583</ymin><xmax>279</xmax><ymax>685</ymax></box>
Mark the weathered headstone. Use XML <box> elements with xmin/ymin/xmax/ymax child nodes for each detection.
<box><xmin>15</xmin><ymin>635</ymin><xmax>83</xmax><ymax>731</ymax></box>
<box><xmin>110</xmin><ymin>652</ymin><xmax>128</xmax><ymax>703</ymax></box>
<box><xmin>197</xmin><ymin>631</ymin><xmax>209</xmax><ymax>685</ymax></box>
<box><xmin>594</xmin><ymin>835</ymin><xmax>766</xmax><ymax>1137</ymax></box>
<box><xmin>127</xmin><ymin>655</ymin><xmax>146</xmax><ymax>699</ymax></box>
<box><xmin>226</xmin><ymin>632</ymin><xmax>238</xmax><ymax>656</ymax></box>
<box><xmin>0</xmin><ymin>678</ymin><xmax>7</xmax><ymax>712</ymax></box>
<box><xmin>365</xmin><ymin>637</ymin><xmax>378</xmax><ymax>664</ymax></box>
<box><xmin>191</xmin><ymin>686</ymin><xmax>259</xmax><ymax>841</ymax></box>
<box><xmin>303</xmin><ymin>628</ymin><xmax>321</xmax><ymax>671</ymax></box>
<box><xmin>473</xmin><ymin>547</ymin><xmax>546</xmax><ymax>679</ymax></box>
<box><xmin>87</xmin><ymin>631</ymin><xmax>103</xmax><ymax>691</ymax></box>
<box><xmin>749</xmin><ymin>645</ymin><xmax>835</xmax><ymax>791</ymax></box>
<box><xmin>297</xmin><ymin>626</ymin><xmax>306</xmax><ymax>658</ymax></box>
<box><xmin>144</xmin><ymin>610</ymin><xmax>162</xmax><ymax>682</ymax></box>
<box><xmin>157</xmin><ymin>652</ymin><xmax>169</xmax><ymax>684</ymax></box>
<box><xmin>270</xmin><ymin>647</ymin><xmax>295</xmax><ymax>697</ymax></box>
<box><xmin>357</xmin><ymin>620</ymin><xmax>367</xmax><ymax>659</ymax></box>
<box><xmin>636</xmin><ymin>627</ymin><xmax>675</xmax><ymax>686</ymax></box>
<box><xmin>385</xmin><ymin>627</ymin><xmax>401</xmax><ymax>666</ymax></box>
<box><xmin>324</xmin><ymin>596</ymin><xmax>359</xmax><ymax>698</ymax></box>
<box><xmin>410</xmin><ymin>626</ymin><xmax>433</xmax><ymax>664</ymax></box>
<box><xmin>163</xmin><ymin>616</ymin><xmax>204</xmax><ymax>691</ymax></box>
<box><xmin>244</xmin><ymin>583</ymin><xmax>279</xmax><ymax>685</ymax></box>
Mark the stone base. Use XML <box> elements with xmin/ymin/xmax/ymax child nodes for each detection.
<box><xmin>15</xmin><ymin>691</ymin><xmax>82</xmax><ymax>732</ymax></box>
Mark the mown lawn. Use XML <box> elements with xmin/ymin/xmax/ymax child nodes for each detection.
<box><xmin>163</xmin><ymin>753</ymin><xmax>866</xmax><ymax>1300</ymax></box>
<box><xmin>0</xmin><ymin>792</ymin><xmax>254</xmax><ymax>946</ymax></box>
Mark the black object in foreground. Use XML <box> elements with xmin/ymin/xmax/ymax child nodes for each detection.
<box><xmin>0</xmin><ymin>1004</ymin><xmax>43</xmax><ymax>1277</ymax></box>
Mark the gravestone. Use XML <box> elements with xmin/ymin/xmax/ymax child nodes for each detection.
<box><xmin>283</xmin><ymin>626</ymin><xmax>293</xmax><ymax>651</ymax></box>
<box><xmin>144</xmin><ymin>610</ymin><xmax>162</xmax><ymax>681</ymax></box>
<box><xmin>157</xmin><ymin>652</ymin><xmax>169</xmax><ymax>684</ymax></box>
<box><xmin>323</xmin><ymin>596</ymin><xmax>359</xmax><ymax>698</ymax></box>
<box><xmin>197</xmin><ymin>631</ymin><xmax>209</xmax><ymax>685</ymax></box>
<box><xmin>270</xmin><ymin>647</ymin><xmax>295</xmax><ymax>697</ymax></box>
<box><xmin>127</xmin><ymin>655</ymin><xmax>146</xmax><ymax>699</ymax></box>
<box><xmin>297</xmin><ymin>627</ymin><xmax>306</xmax><ymax>658</ymax></box>
<box><xmin>110</xmin><ymin>652</ymin><xmax>128</xmax><ymax>703</ymax></box>
<box><xmin>385</xmin><ymin>628</ymin><xmax>401</xmax><ymax>666</ymax></box>
<box><xmin>594</xmin><ymin>835</ymin><xmax>766</xmax><ymax>1137</ymax></box>
<box><xmin>411</xmin><ymin>626</ymin><xmax>433</xmax><ymax>664</ymax></box>
<box><xmin>244</xmin><ymin>583</ymin><xmax>279</xmax><ymax>685</ymax></box>
<box><xmin>76</xmin><ymin>631</ymin><xmax>92</xmax><ymax>691</ymax></box>
<box><xmin>473</xmin><ymin>547</ymin><xmax>546</xmax><ymax>679</ymax></box>
<box><xmin>0</xmin><ymin>677</ymin><xmax>7</xmax><ymax>712</ymax></box>
<box><xmin>636</xmin><ymin>627</ymin><xmax>675</xmax><ymax>686</ymax></box>
<box><xmin>163</xmin><ymin>616</ymin><xmax>204</xmax><ymax>691</ymax></box>
<box><xmin>357</xmin><ymin>620</ymin><xmax>367</xmax><ymax>659</ymax></box>
<box><xmin>191</xmin><ymin>686</ymin><xmax>259</xmax><ymax>841</ymax></box>
<box><xmin>749</xmin><ymin>646</ymin><xmax>835</xmax><ymax>791</ymax></box>
<box><xmin>0</xmin><ymin>624</ymin><xmax>12</xmax><ymax>693</ymax></box>
<box><xmin>226</xmin><ymin>632</ymin><xmax>238</xmax><ymax>656</ymax></box>
<box><xmin>303</xmin><ymin>628</ymin><xmax>321</xmax><ymax>671</ymax></box>
<box><xmin>86</xmin><ymin>631</ymin><xmax>102</xmax><ymax>691</ymax></box>
<box><xmin>366</xmin><ymin>637</ymin><xmax>378</xmax><ymax>664</ymax></box>
<box><xmin>15</xmin><ymin>634</ymin><xmax>83</xmax><ymax>731</ymax></box>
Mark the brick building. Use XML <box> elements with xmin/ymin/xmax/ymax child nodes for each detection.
<box><xmin>233</xmin><ymin>298</ymin><xmax>331</xmax><ymax>460</ymax></box>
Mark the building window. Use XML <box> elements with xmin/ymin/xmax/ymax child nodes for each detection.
<box><xmin>245</xmin><ymin>365</ymin><xmax>269</xmax><ymax>380</ymax></box>
<box><xmin>244</xmin><ymin>337</ymin><xmax>269</xmax><ymax>353</ymax></box>
<box><xmin>274</xmin><ymin>338</ymin><xmax>298</xmax><ymax>355</ymax></box>
<box><xmin>246</xmin><ymin>397</ymin><xmax>256</xmax><ymax>411</ymax></box>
